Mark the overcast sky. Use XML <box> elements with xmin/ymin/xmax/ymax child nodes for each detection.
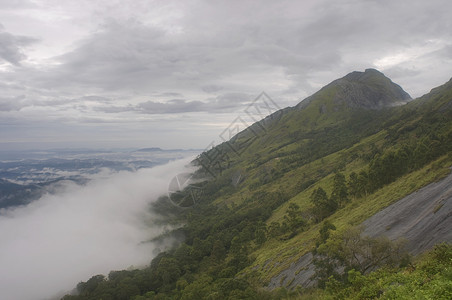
<box><xmin>1</xmin><ymin>0</ymin><xmax>451</xmax><ymax>150</ymax></box>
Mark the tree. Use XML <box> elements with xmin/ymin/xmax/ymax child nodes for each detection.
<box><xmin>228</xmin><ymin>236</ymin><xmax>249</xmax><ymax>271</ymax></box>
<box><xmin>315</xmin><ymin>226</ymin><xmax>410</xmax><ymax>289</ymax></box>
<box><xmin>283</xmin><ymin>202</ymin><xmax>306</xmax><ymax>235</ymax></box>
<box><xmin>76</xmin><ymin>274</ymin><xmax>105</xmax><ymax>296</ymax></box>
<box><xmin>254</xmin><ymin>221</ymin><xmax>267</xmax><ymax>245</ymax></box>
<box><xmin>210</xmin><ymin>240</ymin><xmax>226</xmax><ymax>262</ymax></box>
<box><xmin>268</xmin><ymin>221</ymin><xmax>282</xmax><ymax>239</ymax></box>
<box><xmin>310</xmin><ymin>187</ymin><xmax>338</xmax><ymax>221</ymax></box>
<box><xmin>174</xmin><ymin>243</ymin><xmax>194</xmax><ymax>272</ymax></box>
<box><xmin>155</xmin><ymin>257</ymin><xmax>181</xmax><ymax>288</ymax></box>
<box><xmin>348</xmin><ymin>172</ymin><xmax>360</xmax><ymax>198</ymax></box>
<box><xmin>320</xmin><ymin>226</ymin><xmax>409</xmax><ymax>274</ymax></box>
<box><xmin>357</xmin><ymin>170</ymin><xmax>370</xmax><ymax>196</ymax></box>
<box><xmin>318</xmin><ymin>220</ymin><xmax>336</xmax><ymax>245</ymax></box>
<box><xmin>180</xmin><ymin>275</ymin><xmax>216</xmax><ymax>300</ymax></box>
<box><xmin>331</xmin><ymin>172</ymin><xmax>348</xmax><ymax>206</ymax></box>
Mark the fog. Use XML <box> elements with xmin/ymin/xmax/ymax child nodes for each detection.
<box><xmin>0</xmin><ymin>158</ymin><xmax>196</xmax><ymax>300</ymax></box>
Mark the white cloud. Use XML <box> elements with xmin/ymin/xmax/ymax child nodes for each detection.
<box><xmin>0</xmin><ymin>157</ymin><xmax>196</xmax><ymax>300</ymax></box>
<box><xmin>374</xmin><ymin>39</ymin><xmax>450</xmax><ymax>69</ymax></box>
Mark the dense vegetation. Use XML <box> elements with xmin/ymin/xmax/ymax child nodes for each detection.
<box><xmin>62</xmin><ymin>72</ymin><xmax>452</xmax><ymax>299</ymax></box>
<box><xmin>323</xmin><ymin>243</ymin><xmax>452</xmax><ymax>299</ymax></box>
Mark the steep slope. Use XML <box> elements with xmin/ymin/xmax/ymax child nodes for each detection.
<box><xmin>363</xmin><ymin>169</ymin><xmax>452</xmax><ymax>255</ymax></box>
<box><xmin>217</xmin><ymin>69</ymin><xmax>411</xmax><ymax>167</ymax></box>
<box><xmin>248</xmin><ymin>75</ymin><xmax>452</xmax><ymax>291</ymax></box>
<box><xmin>198</xmin><ymin>69</ymin><xmax>414</xmax><ymax>208</ymax></box>
<box><xmin>196</xmin><ymin>71</ymin><xmax>451</xmax><ymax>290</ymax></box>
<box><xmin>197</xmin><ymin>70</ymin><xmax>411</xmax><ymax>192</ymax></box>
<box><xmin>62</xmin><ymin>71</ymin><xmax>452</xmax><ymax>300</ymax></box>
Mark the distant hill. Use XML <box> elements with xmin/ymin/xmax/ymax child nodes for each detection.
<box><xmin>135</xmin><ymin>147</ymin><xmax>202</xmax><ymax>152</ymax></box>
<box><xmin>135</xmin><ymin>147</ymin><xmax>164</xmax><ymax>152</ymax></box>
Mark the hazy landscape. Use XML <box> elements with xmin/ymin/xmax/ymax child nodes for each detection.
<box><xmin>0</xmin><ymin>148</ymin><xmax>199</xmax><ymax>208</ymax></box>
<box><xmin>0</xmin><ymin>149</ymin><xmax>198</xmax><ymax>299</ymax></box>
<box><xmin>0</xmin><ymin>1</ymin><xmax>451</xmax><ymax>300</ymax></box>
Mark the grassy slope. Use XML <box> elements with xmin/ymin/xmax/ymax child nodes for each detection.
<box><xmin>208</xmin><ymin>77</ymin><xmax>452</xmax><ymax>286</ymax></box>
<box><xmin>249</xmin><ymin>154</ymin><xmax>452</xmax><ymax>284</ymax></box>
<box><xmin>62</xmin><ymin>75</ymin><xmax>452</xmax><ymax>300</ymax></box>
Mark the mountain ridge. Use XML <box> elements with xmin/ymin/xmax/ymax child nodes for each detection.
<box><xmin>62</xmin><ymin>70</ymin><xmax>452</xmax><ymax>300</ymax></box>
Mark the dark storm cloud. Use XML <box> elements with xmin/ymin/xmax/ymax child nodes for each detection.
<box><xmin>0</xmin><ymin>23</ymin><xmax>39</xmax><ymax>66</ymax></box>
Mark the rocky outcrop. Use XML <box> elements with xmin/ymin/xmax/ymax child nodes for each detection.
<box><xmin>267</xmin><ymin>169</ymin><xmax>452</xmax><ymax>290</ymax></box>
<box><xmin>267</xmin><ymin>252</ymin><xmax>316</xmax><ymax>290</ymax></box>
<box><xmin>363</xmin><ymin>169</ymin><xmax>452</xmax><ymax>255</ymax></box>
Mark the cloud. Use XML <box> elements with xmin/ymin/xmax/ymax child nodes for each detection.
<box><xmin>138</xmin><ymin>99</ymin><xmax>204</xmax><ymax>114</ymax></box>
<box><xmin>92</xmin><ymin>92</ymin><xmax>253</xmax><ymax>114</ymax></box>
<box><xmin>0</xmin><ymin>157</ymin><xmax>196</xmax><ymax>300</ymax></box>
<box><xmin>156</xmin><ymin>92</ymin><xmax>184</xmax><ymax>97</ymax></box>
<box><xmin>0</xmin><ymin>23</ymin><xmax>39</xmax><ymax>66</ymax></box>
<box><xmin>202</xmin><ymin>85</ymin><xmax>223</xmax><ymax>93</ymax></box>
<box><xmin>22</xmin><ymin>0</ymin><xmax>450</xmax><ymax>100</ymax></box>
<box><xmin>0</xmin><ymin>95</ymin><xmax>26</xmax><ymax>111</ymax></box>
<box><xmin>0</xmin><ymin>0</ymin><xmax>451</xmax><ymax>149</ymax></box>
<box><xmin>0</xmin><ymin>0</ymin><xmax>37</xmax><ymax>10</ymax></box>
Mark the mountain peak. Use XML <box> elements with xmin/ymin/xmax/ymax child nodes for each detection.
<box><xmin>296</xmin><ymin>68</ymin><xmax>412</xmax><ymax>112</ymax></box>
<box><xmin>344</xmin><ymin>68</ymin><xmax>383</xmax><ymax>81</ymax></box>
<box><xmin>335</xmin><ymin>68</ymin><xmax>412</xmax><ymax>109</ymax></box>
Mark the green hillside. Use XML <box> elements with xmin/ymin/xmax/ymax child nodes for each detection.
<box><xmin>62</xmin><ymin>70</ymin><xmax>452</xmax><ymax>300</ymax></box>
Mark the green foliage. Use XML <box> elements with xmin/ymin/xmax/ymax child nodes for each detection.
<box><xmin>310</xmin><ymin>187</ymin><xmax>338</xmax><ymax>222</ymax></box>
<box><xmin>283</xmin><ymin>203</ymin><xmax>306</xmax><ymax>236</ymax></box>
<box><xmin>323</xmin><ymin>244</ymin><xmax>452</xmax><ymax>300</ymax></box>
<box><xmin>268</xmin><ymin>221</ymin><xmax>283</xmax><ymax>239</ymax></box>
<box><xmin>255</xmin><ymin>221</ymin><xmax>268</xmax><ymax>245</ymax></box>
<box><xmin>314</xmin><ymin>226</ymin><xmax>410</xmax><ymax>289</ymax></box>
<box><xmin>318</xmin><ymin>220</ymin><xmax>336</xmax><ymax>245</ymax></box>
<box><xmin>62</xmin><ymin>76</ymin><xmax>452</xmax><ymax>299</ymax></box>
<box><xmin>330</xmin><ymin>172</ymin><xmax>348</xmax><ymax>206</ymax></box>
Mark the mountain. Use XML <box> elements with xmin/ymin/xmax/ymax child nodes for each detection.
<box><xmin>0</xmin><ymin>179</ymin><xmax>41</xmax><ymax>208</ymax></box>
<box><xmin>296</xmin><ymin>68</ymin><xmax>411</xmax><ymax>111</ymax></box>
<box><xmin>62</xmin><ymin>70</ymin><xmax>452</xmax><ymax>300</ymax></box>
<box><xmin>222</xmin><ymin>69</ymin><xmax>412</xmax><ymax>164</ymax></box>
<box><xmin>135</xmin><ymin>147</ymin><xmax>164</xmax><ymax>152</ymax></box>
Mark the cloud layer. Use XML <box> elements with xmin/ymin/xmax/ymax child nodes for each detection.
<box><xmin>0</xmin><ymin>158</ymin><xmax>195</xmax><ymax>300</ymax></box>
<box><xmin>0</xmin><ymin>23</ymin><xmax>39</xmax><ymax>66</ymax></box>
<box><xmin>0</xmin><ymin>0</ymin><xmax>451</xmax><ymax>149</ymax></box>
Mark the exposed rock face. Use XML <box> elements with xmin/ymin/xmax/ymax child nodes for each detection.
<box><xmin>267</xmin><ymin>170</ymin><xmax>452</xmax><ymax>290</ymax></box>
<box><xmin>267</xmin><ymin>253</ymin><xmax>316</xmax><ymax>290</ymax></box>
<box><xmin>363</xmin><ymin>170</ymin><xmax>452</xmax><ymax>255</ymax></box>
